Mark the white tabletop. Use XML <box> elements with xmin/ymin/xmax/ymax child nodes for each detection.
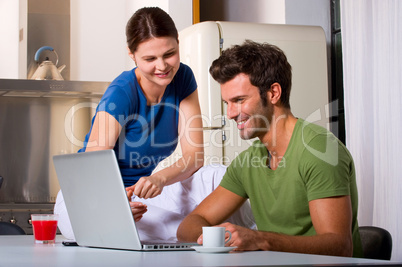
<box><xmin>0</xmin><ymin>235</ymin><xmax>400</xmax><ymax>267</ymax></box>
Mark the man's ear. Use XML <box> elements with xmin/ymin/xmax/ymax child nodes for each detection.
<box><xmin>268</xmin><ymin>83</ymin><xmax>282</xmax><ymax>105</ymax></box>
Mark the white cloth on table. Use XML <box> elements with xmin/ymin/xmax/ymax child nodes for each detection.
<box><xmin>54</xmin><ymin>164</ymin><xmax>256</xmax><ymax>241</ymax></box>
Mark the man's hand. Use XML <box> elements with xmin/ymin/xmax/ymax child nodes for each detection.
<box><xmin>196</xmin><ymin>222</ymin><xmax>260</xmax><ymax>251</ymax></box>
<box><xmin>193</xmin><ymin>196</ymin><xmax>354</xmax><ymax>256</ymax></box>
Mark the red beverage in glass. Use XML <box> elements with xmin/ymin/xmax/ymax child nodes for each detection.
<box><xmin>31</xmin><ymin>214</ymin><xmax>59</xmax><ymax>244</ymax></box>
<box><xmin>32</xmin><ymin>220</ymin><xmax>58</xmax><ymax>241</ymax></box>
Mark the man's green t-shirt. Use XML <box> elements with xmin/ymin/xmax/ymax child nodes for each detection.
<box><xmin>220</xmin><ymin>119</ymin><xmax>362</xmax><ymax>257</ymax></box>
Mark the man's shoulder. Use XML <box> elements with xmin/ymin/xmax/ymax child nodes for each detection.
<box><xmin>296</xmin><ymin>118</ymin><xmax>330</xmax><ymax>136</ymax></box>
<box><xmin>293</xmin><ymin>119</ymin><xmax>340</xmax><ymax>148</ymax></box>
<box><xmin>294</xmin><ymin>119</ymin><xmax>353</xmax><ymax>169</ymax></box>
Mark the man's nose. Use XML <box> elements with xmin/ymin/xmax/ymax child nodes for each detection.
<box><xmin>226</xmin><ymin>103</ymin><xmax>238</xmax><ymax>120</ymax></box>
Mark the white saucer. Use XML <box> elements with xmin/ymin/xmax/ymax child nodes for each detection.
<box><xmin>192</xmin><ymin>246</ymin><xmax>237</xmax><ymax>253</ymax></box>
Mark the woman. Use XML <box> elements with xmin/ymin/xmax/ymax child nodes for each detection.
<box><xmin>80</xmin><ymin>7</ymin><xmax>204</xmax><ymax>221</ymax></box>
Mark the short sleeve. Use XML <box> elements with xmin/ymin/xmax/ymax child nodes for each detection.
<box><xmin>175</xmin><ymin>63</ymin><xmax>197</xmax><ymax>102</ymax></box>
<box><xmin>97</xmin><ymin>86</ymin><xmax>133</xmax><ymax>123</ymax></box>
<box><xmin>299</xmin><ymin>133</ymin><xmax>353</xmax><ymax>201</ymax></box>
<box><xmin>96</xmin><ymin>70</ymin><xmax>138</xmax><ymax>125</ymax></box>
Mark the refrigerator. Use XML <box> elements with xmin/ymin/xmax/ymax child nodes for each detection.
<box><xmin>153</xmin><ymin>21</ymin><xmax>329</xmax><ymax>171</ymax></box>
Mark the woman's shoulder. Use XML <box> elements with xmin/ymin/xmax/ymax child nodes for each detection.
<box><xmin>104</xmin><ymin>69</ymin><xmax>137</xmax><ymax>95</ymax></box>
<box><xmin>176</xmin><ymin>63</ymin><xmax>194</xmax><ymax>78</ymax></box>
<box><xmin>98</xmin><ymin>69</ymin><xmax>139</xmax><ymax>116</ymax></box>
<box><xmin>179</xmin><ymin>62</ymin><xmax>191</xmax><ymax>70</ymax></box>
<box><xmin>101</xmin><ymin>69</ymin><xmax>138</xmax><ymax>103</ymax></box>
<box><xmin>173</xmin><ymin>63</ymin><xmax>197</xmax><ymax>95</ymax></box>
<box><xmin>110</xmin><ymin>69</ymin><xmax>136</xmax><ymax>88</ymax></box>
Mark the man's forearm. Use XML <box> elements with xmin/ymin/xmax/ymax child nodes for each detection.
<box><xmin>176</xmin><ymin>214</ymin><xmax>211</xmax><ymax>242</ymax></box>
<box><xmin>254</xmin><ymin>230</ymin><xmax>353</xmax><ymax>257</ymax></box>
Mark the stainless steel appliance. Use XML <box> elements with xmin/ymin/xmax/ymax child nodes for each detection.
<box><xmin>0</xmin><ymin>79</ymin><xmax>109</xmax><ymax>234</ymax></box>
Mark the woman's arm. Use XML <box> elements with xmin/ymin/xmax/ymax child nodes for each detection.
<box><xmin>160</xmin><ymin>88</ymin><xmax>204</xmax><ymax>184</ymax></box>
<box><xmin>84</xmin><ymin>111</ymin><xmax>122</xmax><ymax>152</ymax></box>
<box><xmin>86</xmin><ymin>90</ymin><xmax>203</xmax><ymax>199</ymax></box>
<box><xmin>83</xmin><ymin>111</ymin><xmax>148</xmax><ymax>219</ymax></box>
<box><xmin>130</xmin><ymin>89</ymin><xmax>204</xmax><ymax>198</ymax></box>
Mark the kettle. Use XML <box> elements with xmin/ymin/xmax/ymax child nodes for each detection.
<box><xmin>31</xmin><ymin>46</ymin><xmax>66</xmax><ymax>80</ymax></box>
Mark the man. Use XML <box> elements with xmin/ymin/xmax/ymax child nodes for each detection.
<box><xmin>176</xmin><ymin>40</ymin><xmax>362</xmax><ymax>257</ymax></box>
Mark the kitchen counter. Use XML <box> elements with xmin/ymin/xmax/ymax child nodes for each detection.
<box><xmin>0</xmin><ymin>78</ymin><xmax>110</xmax><ymax>97</ymax></box>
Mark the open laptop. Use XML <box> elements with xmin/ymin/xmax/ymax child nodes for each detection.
<box><xmin>53</xmin><ymin>149</ymin><xmax>197</xmax><ymax>251</ymax></box>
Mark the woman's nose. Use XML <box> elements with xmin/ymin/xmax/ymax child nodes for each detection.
<box><xmin>156</xmin><ymin>58</ymin><xmax>167</xmax><ymax>70</ymax></box>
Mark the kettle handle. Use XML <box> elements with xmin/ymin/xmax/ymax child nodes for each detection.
<box><xmin>34</xmin><ymin>46</ymin><xmax>58</xmax><ymax>65</ymax></box>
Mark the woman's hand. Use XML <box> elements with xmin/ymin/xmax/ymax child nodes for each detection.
<box><xmin>126</xmin><ymin>188</ymin><xmax>148</xmax><ymax>221</ymax></box>
<box><xmin>126</xmin><ymin>174</ymin><xmax>166</xmax><ymax>199</ymax></box>
<box><xmin>129</xmin><ymin>201</ymin><xmax>147</xmax><ymax>222</ymax></box>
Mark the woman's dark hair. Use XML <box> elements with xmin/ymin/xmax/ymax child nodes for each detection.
<box><xmin>126</xmin><ymin>7</ymin><xmax>178</xmax><ymax>53</ymax></box>
<box><xmin>209</xmin><ymin>40</ymin><xmax>292</xmax><ymax>108</ymax></box>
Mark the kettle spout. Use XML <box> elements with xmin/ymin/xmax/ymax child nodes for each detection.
<box><xmin>58</xmin><ymin>64</ymin><xmax>66</xmax><ymax>73</ymax></box>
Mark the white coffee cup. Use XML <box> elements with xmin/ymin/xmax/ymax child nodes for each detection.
<box><xmin>202</xmin><ymin>226</ymin><xmax>232</xmax><ymax>247</ymax></box>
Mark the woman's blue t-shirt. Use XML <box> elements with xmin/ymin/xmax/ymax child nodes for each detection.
<box><xmin>80</xmin><ymin>63</ymin><xmax>197</xmax><ymax>186</ymax></box>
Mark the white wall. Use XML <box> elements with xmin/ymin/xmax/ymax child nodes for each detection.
<box><xmin>70</xmin><ymin>0</ymin><xmax>193</xmax><ymax>82</ymax></box>
<box><xmin>70</xmin><ymin>0</ymin><xmax>129</xmax><ymax>82</ymax></box>
<box><xmin>167</xmin><ymin>0</ymin><xmax>192</xmax><ymax>31</ymax></box>
<box><xmin>285</xmin><ymin>0</ymin><xmax>331</xmax><ymax>45</ymax></box>
<box><xmin>0</xmin><ymin>0</ymin><xmax>27</xmax><ymax>79</ymax></box>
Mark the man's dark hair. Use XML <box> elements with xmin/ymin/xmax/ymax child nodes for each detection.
<box><xmin>209</xmin><ymin>40</ymin><xmax>292</xmax><ymax>108</ymax></box>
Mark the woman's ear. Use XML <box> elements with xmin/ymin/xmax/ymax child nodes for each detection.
<box><xmin>268</xmin><ymin>83</ymin><xmax>282</xmax><ymax>105</ymax></box>
<box><xmin>127</xmin><ymin>47</ymin><xmax>136</xmax><ymax>65</ymax></box>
